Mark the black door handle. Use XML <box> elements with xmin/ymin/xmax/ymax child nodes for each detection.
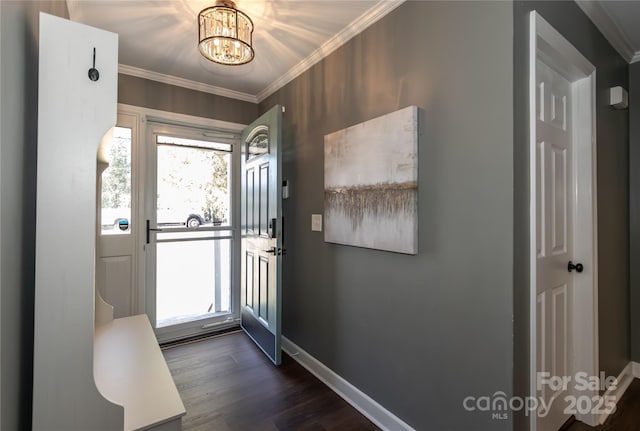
<box><xmin>263</xmin><ymin>246</ymin><xmax>287</xmax><ymax>256</ymax></box>
<box><xmin>146</xmin><ymin>220</ymin><xmax>163</xmax><ymax>244</ymax></box>
<box><xmin>568</xmin><ymin>261</ymin><xmax>584</xmax><ymax>273</ymax></box>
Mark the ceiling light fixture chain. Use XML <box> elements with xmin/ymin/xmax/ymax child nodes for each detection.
<box><xmin>198</xmin><ymin>0</ymin><xmax>255</xmax><ymax>66</ymax></box>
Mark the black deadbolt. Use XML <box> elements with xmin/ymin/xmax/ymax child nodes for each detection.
<box><xmin>568</xmin><ymin>261</ymin><xmax>584</xmax><ymax>273</ymax></box>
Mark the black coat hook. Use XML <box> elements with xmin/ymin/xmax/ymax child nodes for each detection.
<box><xmin>88</xmin><ymin>47</ymin><xmax>100</xmax><ymax>82</ymax></box>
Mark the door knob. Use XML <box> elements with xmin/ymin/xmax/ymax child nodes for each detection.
<box><xmin>568</xmin><ymin>261</ymin><xmax>584</xmax><ymax>273</ymax></box>
<box><xmin>263</xmin><ymin>246</ymin><xmax>277</xmax><ymax>255</ymax></box>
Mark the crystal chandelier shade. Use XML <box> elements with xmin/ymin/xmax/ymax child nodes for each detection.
<box><xmin>198</xmin><ymin>0</ymin><xmax>254</xmax><ymax>66</ymax></box>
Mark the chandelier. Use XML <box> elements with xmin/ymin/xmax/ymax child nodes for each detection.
<box><xmin>198</xmin><ymin>0</ymin><xmax>254</xmax><ymax>66</ymax></box>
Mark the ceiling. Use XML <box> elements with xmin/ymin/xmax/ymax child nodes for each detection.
<box><xmin>67</xmin><ymin>1</ymin><xmax>640</xmax><ymax>104</ymax></box>
<box><xmin>67</xmin><ymin>0</ymin><xmax>403</xmax><ymax>102</ymax></box>
<box><xmin>576</xmin><ymin>0</ymin><xmax>640</xmax><ymax>63</ymax></box>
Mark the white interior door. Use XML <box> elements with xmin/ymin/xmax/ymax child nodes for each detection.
<box><xmin>536</xmin><ymin>58</ymin><xmax>575</xmax><ymax>431</ymax></box>
<box><xmin>241</xmin><ymin>105</ymin><xmax>283</xmax><ymax>365</ymax></box>
<box><xmin>531</xmin><ymin>12</ymin><xmax>599</xmax><ymax>428</ymax></box>
<box><xmin>96</xmin><ymin>112</ymin><xmax>138</xmax><ymax>318</ymax></box>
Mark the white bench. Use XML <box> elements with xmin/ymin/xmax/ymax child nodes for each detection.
<box><xmin>94</xmin><ymin>315</ymin><xmax>186</xmax><ymax>431</ymax></box>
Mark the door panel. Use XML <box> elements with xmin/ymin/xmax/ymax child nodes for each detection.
<box><xmin>246</xmin><ymin>167</ymin><xmax>256</xmax><ymax>234</ymax></box>
<box><xmin>241</xmin><ymin>106</ymin><xmax>283</xmax><ymax>365</ymax></box>
<box><xmin>537</xmin><ymin>293</ymin><xmax>546</xmax><ymax>399</ymax></box>
<box><xmin>259</xmin><ymin>256</ymin><xmax>269</xmax><ymax>321</ymax></box>
<box><xmin>536</xmin><ymin>59</ymin><xmax>573</xmax><ymax>431</ymax></box>
<box><xmin>259</xmin><ymin>163</ymin><xmax>270</xmax><ymax>237</ymax></box>
<box><xmin>552</xmin><ymin>284</ymin><xmax>568</xmax><ymax>380</ymax></box>
<box><xmin>246</xmin><ymin>252</ymin><xmax>254</xmax><ymax>309</ymax></box>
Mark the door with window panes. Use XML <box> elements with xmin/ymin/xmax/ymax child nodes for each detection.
<box><xmin>145</xmin><ymin>123</ymin><xmax>239</xmax><ymax>342</ymax></box>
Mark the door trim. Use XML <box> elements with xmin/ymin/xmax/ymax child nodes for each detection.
<box><xmin>529</xmin><ymin>11</ymin><xmax>598</xmax><ymax>428</ymax></box>
<box><xmin>115</xmin><ymin>104</ymin><xmax>245</xmax><ymax>343</ymax></box>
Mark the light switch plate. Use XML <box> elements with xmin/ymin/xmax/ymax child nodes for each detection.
<box><xmin>311</xmin><ymin>214</ymin><xmax>322</xmax><ymax>232</ymax></box>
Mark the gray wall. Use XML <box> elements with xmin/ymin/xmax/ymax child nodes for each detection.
<box><xmin>118</xmin><ymin>74</ymin><xmax>257</xmax><ymax>124</ymax></box>
<box><xmin>514</xmin><ymin>3</ymin><xmax>630</xmax><ymax>428</ymax></box>
<box><xmin>260</xmin><ymin>2</ymin><xmax>514</xmax><ymax>430</ymax></box>
<box><xmin>630</xmin><ymin>62</ymin><xmax>640</xmax><ymax>363</ymax></box>
<box><xmin>0</xmin><ymin>1</ymin><xmax>69</xmax><ymax>429</ymax></box>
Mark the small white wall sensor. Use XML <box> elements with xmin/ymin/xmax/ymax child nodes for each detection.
<box><xmin>609</xmin><ymin>86</ymin><xmax>628</xmax><ymax>109</ymax></box>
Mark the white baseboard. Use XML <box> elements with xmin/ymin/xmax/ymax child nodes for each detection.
<box><xmin>598</xmin><ymin>362</ymin><xmax>636</xmax><ymax>425</ymax></box>
<box><xmin>281</xmin><ymin>337</ymin><xmax>414</xmax><ymax>431</ymax></box>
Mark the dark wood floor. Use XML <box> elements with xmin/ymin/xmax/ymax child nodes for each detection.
<box><xmin>162</xmin><ymin>331</ymin><xmax>379</xmax><ymax>431</ymax></box>
<box><xmin>565</xmin><ymin>378</ymin><xmax>640</xmax><ymax>431</ymax></box>
<box><xmin>164</xmin><ymin>331</ymin><xmax>640</xmax><ymax>431</ymax></box>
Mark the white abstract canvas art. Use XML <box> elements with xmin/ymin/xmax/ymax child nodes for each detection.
<box><xmin>324</xmin><ymin>106</ymin><xmax>418</xmax><ymax>254</ymax></box>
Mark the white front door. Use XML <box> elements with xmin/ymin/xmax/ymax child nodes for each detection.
<box><xmin>240</xmin><ymin>105</ymin><xmax>283</xmax><ymax>365</ymax></box>
<box><xmin>536</xmin><ymin>58</ymin><xmax>574</xmax><ymax>430</ymax></box>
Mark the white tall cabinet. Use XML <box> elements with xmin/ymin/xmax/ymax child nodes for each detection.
<box><xmin>33</xmin><ymin>12</ymin><xmax>123</xmax><ymax>431</ymax></box>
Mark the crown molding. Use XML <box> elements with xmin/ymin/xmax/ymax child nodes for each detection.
<box><xmin>575</xmin><ymin>0</ymin><xmax>635</xmax><ymax>63</ymax></box>
<box><xmin>117</xmin><ymin>0</ymin><xmax>405</xmax><ymax>105</ymax></box>
<box><xmin>255</xmin><ymin>0</ymin><xmax>406</xmax><ymax>103</ymax></box>
<box><xmin>631</xmin><ymin>52</ymin><xmax>640</xmax><ymax>64</ymax></box>
<box><xmin>118</xmin><ymin>64</ymin><xmax>259</xmax><ymax>103</ymax></box>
